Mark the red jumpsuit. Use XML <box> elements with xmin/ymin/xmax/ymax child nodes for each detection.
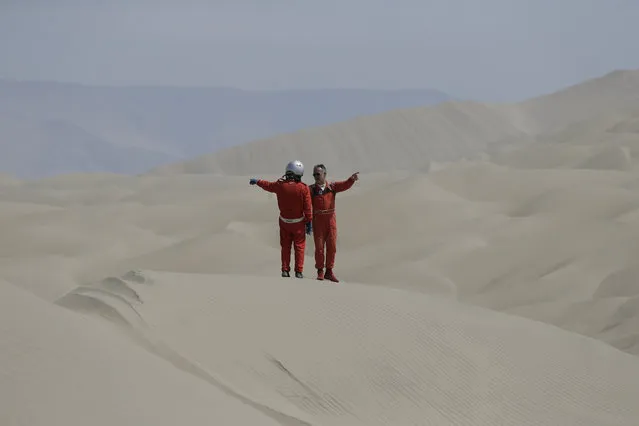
<box><xmin>256</xmin><ymin>178</ymin><xmax>312</xmax><ymax>273</ymax></box>
<box><xmin>309</xmin><ymin>176</ymin><xmax>356</xmax><ymax>275</ymax></box>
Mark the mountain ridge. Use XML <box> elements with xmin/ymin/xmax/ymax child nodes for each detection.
<box><xmin>0</xmin><ymin>79</ymin><xmax>452</xmax><ymax>178</ymax></box>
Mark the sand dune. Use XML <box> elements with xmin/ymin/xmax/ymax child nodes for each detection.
<box><xmin>52</xmin><ymin>270</ymin><xmax>639</xmax><ymax>426</ymax></box>
<box><xmin>0</xmin><ymin>279</ymin><xmax>285</xmax><ymax>426</ymax></box>
<box><xmin>152</xmin><ymin>69</ymin><xmax>639</xmax><ymax>178</ymax></box>
<box><xmin>150</xmin><ymin>101</ymin><xmax>533</xmax><ymax>177</ymax></box>
<box><xmin>519</xmin><ymin>70</ymin><xmax>639</xmax><ymax>132</ymax></box>
<box><xmin>3</xmin><ymin>69</ymin><xmax>639</xmax><ymax>424</ymax></box>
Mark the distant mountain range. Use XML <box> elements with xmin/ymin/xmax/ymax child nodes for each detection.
<box><xmin>0</xmin><ymin>79</ymin><xmax>452</xmax><ymax>178</ymax></box>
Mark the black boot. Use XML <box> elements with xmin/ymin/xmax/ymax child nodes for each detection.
<box><xmin>281</xmin><ymin>270</ymin><xmax>290</xmax><ymax>277</ymax></box>
<box><xmin>295</xmin><ymin>271</ymin><xmax>304</xmax><ymax>278</ymax></box>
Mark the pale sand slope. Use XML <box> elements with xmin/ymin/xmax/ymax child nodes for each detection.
<box><xmin>54</xmin><ymin>270</ymin><xmax>639</xmax><ymax>426</ymax></box>
<box><xmin>0</xmin><ymin>279</ymin><xmax>284</xmax><ymax>426</ymax></box>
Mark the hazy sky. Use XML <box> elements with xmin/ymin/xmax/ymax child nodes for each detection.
<box><xmin>1</xmin><ymin>0</ymin><xmax>638</xmax><ymax>102</ymax></box>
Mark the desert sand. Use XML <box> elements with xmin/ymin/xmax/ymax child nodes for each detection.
<box><xmin>3</xmin><ymin>70</ymin><xmax>639</xmax><ymax>425</ymax></box>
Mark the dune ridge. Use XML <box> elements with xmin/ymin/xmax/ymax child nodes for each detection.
<box><xmin>3</xmin><ymin>69</ymin><xmax>639</xmax><ymax>424</ymax></box>
<box><xmin>151</xmin><ymin>69</ymin><xmax>639</xmax><ymax>177</ymax></box>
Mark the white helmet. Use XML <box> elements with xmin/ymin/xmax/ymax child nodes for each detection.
<box><xmin>285</xmin><ymin>160</ymin><xmax>304</xmax><ymax>177</ymax></box>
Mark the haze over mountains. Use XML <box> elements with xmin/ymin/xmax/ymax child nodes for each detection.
<box><xmin>0</xmin><ymin>78</ymin><xmax>451</xmax><ymax>178</ymax></box>
<box><xmin>6</xmin><ymin>69</ymin><xmax>638</xmax><ymax>180</ymax></box>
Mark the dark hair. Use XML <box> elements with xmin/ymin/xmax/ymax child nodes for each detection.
<box><xmin>284</xmin><ymin>171</ymin><xmax>302</xmax><ymax>182</ymax></box>
<box><xmin>313</xmin><ymin>164</ymin><xmax>326</xmax><ymax>173</ymax></box>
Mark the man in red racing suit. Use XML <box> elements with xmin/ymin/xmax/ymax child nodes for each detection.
<box><xmin>308</xmin><ymin>164</ymin><xmax>359</xmax><ymax>282</ymax></box>
<box><xmin>250</xmin><ymin>160</ymin><xmax>312</xmax><ymax>278</ymax></box>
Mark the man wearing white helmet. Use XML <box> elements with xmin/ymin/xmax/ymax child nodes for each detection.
<box><xmin>250</xmin><ymin>160</ymin><xmax>313</xmax><ymax>278</ymax></box>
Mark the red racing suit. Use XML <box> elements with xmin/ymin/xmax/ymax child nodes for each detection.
<box><xmin>308</xmin><ymin>176</ymin><xmax>356</xmax><ymax>270</ymax></box>
<box><xmin>256</xmin><ymin>178</ymin><xmax>312</xmax><ymax>273</ymax></box>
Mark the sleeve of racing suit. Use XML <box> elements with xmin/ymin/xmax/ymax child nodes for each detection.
<box><xmin>256</xmin><ymin>179</ymin><xmax>279</xmax><ymax>193</ymax></box>
<box><xmin>331</xmin><ymin>176</ymin><xmax>356</xmax><ymax>193</ymax></box>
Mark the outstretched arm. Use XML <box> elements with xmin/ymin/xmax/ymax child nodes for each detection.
<box><xmin>250</xmin><ymin>178</ymin><xmax>280</xmax><ymax>193</ymax></box>
<box><xmin>332</xmin><ymin>172</ymin><xmax>359</xmax><ymax>193</ymax></box>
